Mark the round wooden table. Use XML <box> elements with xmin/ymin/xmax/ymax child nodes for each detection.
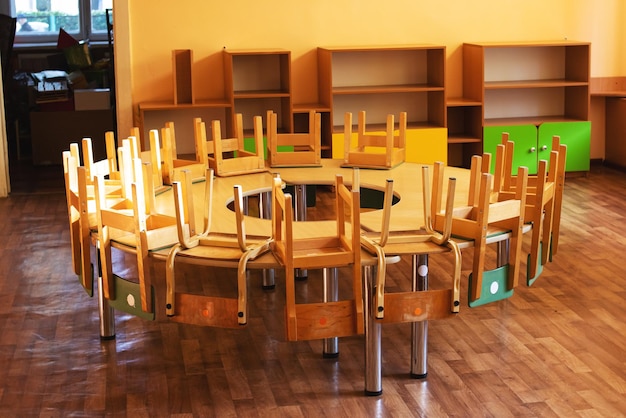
<box><xmin>100</xmin><ymin>159</ymin><xmax>476</xmax><ymax>396</ymax></box>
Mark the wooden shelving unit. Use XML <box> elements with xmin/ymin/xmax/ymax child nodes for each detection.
<box><xmin>138</xmin><ymin>50</ymin><xmax>231</xmax><ymax>154</ymax></box>
<box><xmin>462</xmin><ymin>40</ymin><xmax>591</xmax><ymax>172</ymax></box>
<box><xmin>223</xmin><ymin>49</ymin><xmax>292</xmax><ymax>135</ymax></box>
<box><xmin>317</xmin><ymin>45</ymin><xmax>447</xmax><ymax>160</ymax></box>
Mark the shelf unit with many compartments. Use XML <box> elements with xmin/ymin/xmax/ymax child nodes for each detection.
<box><xmin>461</xmin><ymin>40</ymin><xmax>591</xmax><ymax>173</ymax></box>
<box><xmin>317</xmin><ymin>45</ymin><xmax>448</xmax><ymax>164</ymax></box>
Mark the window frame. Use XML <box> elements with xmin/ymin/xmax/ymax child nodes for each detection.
<box><xmin>3</xmin><ymin>0</ymin><xmax>111</xmax><ymax>46</ymax></box>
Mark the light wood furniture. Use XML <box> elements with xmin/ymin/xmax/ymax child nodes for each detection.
<box><xmin>63</xmin><ymin>149</ymin><xmax>95</xmax><ymax>295</ymax></box>
<box><xmin>203</xmin><ymin>114</ymin><xmax>266</xmax><ymax>177</ymax></box>
<box><xmin>223</xmin><ymin>49</ymin><xmax>292</xmax><ymax>135</ymax></box>
<box><xmin>360</xmin><ymin>163</ymin><xmax>461</xmax><ymax>321</ymax></box>
<box><xmin>463</xmin><ymin>41</ymin><xmax>590</xmax><ymax>172</ymax></box>
<box><xmin>172</xmin><ymin>49</ymin><xmax>194</xmax><ymax>105</ymax></box>
<box><xmin>496</xmin><ymin>134</ymin><xmax>567</xmax><ymax>284</ymax></box>
<box><xmin>435</xmin><ymin>154</ymin><xmax>529</xmax><ymax>306</ymax></box>
<box><xmin>266</xmin><ymin>110</ymin><xmax>322</xmax><ymax>167</ymax></box>
<box><xmin>94</xmin><ymin>139</ymin><xmax>179</xmax><ymax>318</ymax></box>
<box><xmin>165</xmin><ymin>169</ymin><xmax>273</xmax><ymax>327</ymax></box>
<box><xmin>63</xmin><ymin>137</ymin><xmax>126</xmax><ymax>296</ymax></box>
<box><xmin>138</xmin><ymin>49</ymin><xmax>231</xmax><ymax>151</ymax></box>
<box><xmin>342</xmin><ymin>111</ymin><xmax>407</xmax><ymax>169</ymax></box>
<box><xmin>271</xmin><ymin>174</ymin><xmax>363</xmax><ymax>341</ymax></box>
<box><xmin>318</xmin><ymin>45</ymin><xmax>446</xmax><ymax>159</ymax></box>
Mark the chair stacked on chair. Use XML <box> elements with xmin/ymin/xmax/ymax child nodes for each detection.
<box><xmin>63</xmin><ymin>135</ymin><xmax>123</xmax><ymax>296</ymax></box>
<box><xmin>94</xmin><ymin>137</ymin><xmax>179</xmax><ymax>319</ymax></box>
<box><xmin>433</xmin><ymin>151</ymin><xmax>529</xmax><ymax>307</ymax></box>
<box><xmin>164</xmin><ymin>168</ymin><xmax>273</xmax><ymax>327</ymax></box>
<box><xmin>494</xmin><ymin>133</ymin><xmax>567</xmax><ymax>285</ymax></box>
<box><xmin>359</xmin><ymin>163</ymin><xmax>462</xmax><ymax>322</ymax></box>
<box><xmin>271</xmin><ymin>173</ymin><xmax>363</xmax><ymax>341</ymax></box>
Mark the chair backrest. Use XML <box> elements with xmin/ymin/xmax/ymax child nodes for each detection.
<box><xmin>267</xmin><ymin>110</ymin><xmax>322</xmax><ymax>167</ymax></box>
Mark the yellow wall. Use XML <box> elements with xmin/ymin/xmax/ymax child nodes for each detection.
<box><xmin>114</xmin><ymin>0</ymin><xmax>626</xmax><ymax>158</ymax></box>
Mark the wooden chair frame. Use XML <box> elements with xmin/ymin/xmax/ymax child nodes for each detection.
<box><xmin>435</xmin><ymin>153</ymin><xmax>529</xmax><ymax>307</ymax></box>
<box><xmin>204</xmin><ymin>113</ymin><xmax>266</xmax><ymax>177</ymax></box>
<box><xmin>271</xmin><ymin>174</ymin><xmax>363</xmax><ymax>341</ymax></box>
<box><xmin>95</xmin><ymin>139</ymin><xmax>178</xmax><ymax>318</ymax></box>
<box><xmin>165</xmin><ymin>168</ymin><xmax>273</xmax><ymax>327</ymax></box>
<box><xmin>342</xmin><ymin>111</ymin><xmax>406</xmax><ymax>169</ymax></box>
<box><xmin>267</xmin><ymin>110</ymin><xmax>322</xmax><ymax>167</ymax></box>
<box><xmin>360</xmin><ymin>163</ymin><xmax>461</xmax><ymax>322</ymax></box>
<box><xmin>495</xmin><ymin>134</ymin><xmax>567</xmax><ymax>284</ymax></box>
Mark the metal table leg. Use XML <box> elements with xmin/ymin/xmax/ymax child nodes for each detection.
<box><xmin>322</xmin><ymin>267</ymin><xmax>339</xmax><ymax>358</ymax></box>
<box><xmin>364</xmin><ymin>264</ymin><xmax>383</xmax><ymax>395</ymax></box>
<box><xmin>411</xmin><ymin>254</ymin><xmax>428</xmax><ymax>378</ymax></box>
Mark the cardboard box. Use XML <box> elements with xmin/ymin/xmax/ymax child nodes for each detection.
<box><xmin>74</xmin><ymin>88</ymin><xmax>110</xmax><ymax>110</ymax></box>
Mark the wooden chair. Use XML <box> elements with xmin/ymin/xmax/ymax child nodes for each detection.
<box><xmin>495</xmin><ymin>134</ymin><xmax>567</xmax><ymax>284</ymax></box>
<box><xmin>63</xmin><ymin>148</ymin><xmax>96</xmax><ymax>296</ymax></box>
<box><xmin>164</xmin><ymin>168</ymin><xmax>273</xmax><ymax>327</ymax></box>
<box><xmin>202</xmin><ymin>113</ymin><xmax>266</xmax><ymax>177</ymax></box>
<box><xmin>266</xmin><ymin>110</ymin><xmax>322</xmax><ymax>167</ymax></box>
<box><xmin>434</xmin><ymin>153</ymin><xmax>529</xmax><ymax>307</ymax></box>
<box><xmin>159</xmin><ymin>122</ymin><xmax>207</xmax><ymax>184</ymax></box>
<box><xmin>342</xmin><ymin>111</ymin><xmax>406</xmax><ymax>169</ymax></box>
<box><xmin>94</xmin><ymin>138</ymin><xmax>179</xmax><ymax>319</ymax></box>
<box><xmin>271</xmin><ymin>173</ymin><xmax>363</xmax><ymax>341</ymax></box>
<box><xmin>360</xmin><ymin>163</ymin><xmax>462</xmax><ymax>322</ymax></box>
<box><xmin>63</xmin><ymin>136</ymin><xmax>127</xmax><ymax>295</ymax></box>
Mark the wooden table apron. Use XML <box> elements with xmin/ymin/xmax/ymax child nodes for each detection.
<box><xmin>101</xmin><ymin>159</ymin><xmax>473</xmax><ymax>396</ymax></box>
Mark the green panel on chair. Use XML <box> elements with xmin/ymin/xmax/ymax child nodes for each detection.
<box><xmin>468</xmin><ymin>265</ymin><xmax>514</xmax><ymax>307</ymax></box>
<box><xmin>484</xmin><ymin>125</ymin><xmax>538</xmax><ymax>174</ymax></box>
<box><xmin>538</xmin><ymin>121</ymin><xmax>591</xmax><ymax>172</ymax></box>
<box><xmin>243</xmin><ymin>136</ymin><xmax>293</xmax><ymax>160</ymax></box>
<box><xmin>108</xmin><ymin>275</ymin><xmax>155</xmax><ymax>320</ymax></box>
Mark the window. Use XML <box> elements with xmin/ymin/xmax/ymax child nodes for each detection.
<box><xmin>4</xmin><ymin>0</ymin><xmax>112</xmax><ymax>45</ymax></box>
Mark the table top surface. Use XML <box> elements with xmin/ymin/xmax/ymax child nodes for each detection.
<box><xmin>153</xmin><ymin>159</ymin><xmax>471</xmax><ymax>240</ymax></box>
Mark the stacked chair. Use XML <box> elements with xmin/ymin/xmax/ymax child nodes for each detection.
<box><xmin>494</xmin><ymin>133</ymin><xmax>567</xmax><ymax>284</ymax></box>
<box><xmin>434</xmin><ymin>151</ymin><xmax>529</xmax><ymax>307</ymax></box>
<box><xmin>342</xmin><ymin>110</ymin><xmax>407</xmax><ymax>169</ymax></box>
<box><xmin>94</xmin><ymin>138</ymin><xmax>179</xmax><ymax>319</ymax></box>
<box><xmin>202</xmin><ymin>114</ymin><xmax>267</xmax><ymax>177</ymax></box>
<box><xmin>63</xmin><ymin>136</ymin><xmax>123</xmax><ymax>296</ymax></box>
<box><xmin>360</xmin><ymin>163</ymin><xmax>462</xmax><ymax>321</ymax></box>
<box><xmin>165</xmin><ymin>168</ymin><xmax>273</xmax><ymax>327</ymax></box>
<box><xmin>271</xmin><ymin>173</ymin><xmax>363</xmax><ymax>341</ymax></box>
<box><xmin>266</xmin><ymin>110</ymin><xmax>322</xmax><ymax>167</ymax></box>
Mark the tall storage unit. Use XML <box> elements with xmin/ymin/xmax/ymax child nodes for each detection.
<box><xmin>463</xmin><ymin>41</ymin><xmax>591</xmax><ymax>173</ymax></box>
<box><xmin>317</xmin><ymin>45</ymin><xmax>448</xmax><ymax>163</ymax></box>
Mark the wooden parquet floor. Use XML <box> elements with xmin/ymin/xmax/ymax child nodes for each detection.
<box><xmin>0</xmin><ymin>164</ymin><xmax>625</xmax><ymax>417</ymax></box>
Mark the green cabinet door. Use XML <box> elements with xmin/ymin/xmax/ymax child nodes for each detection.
<box><xmin>538</xmin><ymin>121</ymin><xmax>591</xmax><ymax>172</ymax></box>
<box><xmin>483</xmin><ymin>125</ymin><xmax>538</xmax><ymax>174</ymax></box>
